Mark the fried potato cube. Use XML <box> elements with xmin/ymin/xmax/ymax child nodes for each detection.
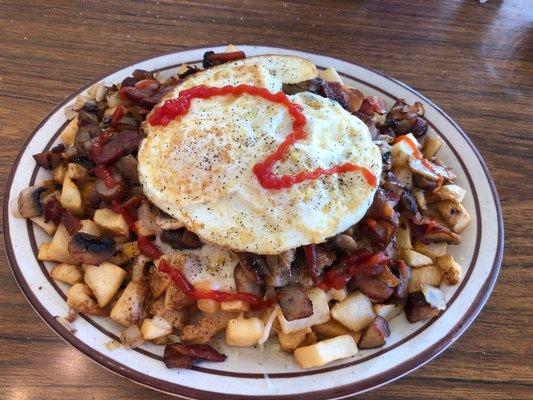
<box><xmin>60</xmin><ymin>176</ymin><xmax>84</xmax><ymax>216</ymax></box>
<box><xmin>401</xmin><ymin>249</ymin><xmax>433</xmax><ymax>268</ymax></box>
<box><xmin>30</xmin><ymin>216</ymin><xmax>58</xmax><ymax>236</ymax></box>
<box><xmin>181</xmin><ymin>311</ymin><xmax>236</xmax><ymax>344</ymax></box>
<box><xmin>397</xmin><ymin>220</ymin><xmax>412</xmax><ymax>250</ymax></box>
<box><xmin>221</xmin><ymin>300</ymin><xmax>249</xmax><ymax>312</ymax></box>
<box><xmin>53</xmin><ymin>163</ymin><xmax>67</xmax><ymax>185</ymax></box>
<box><xmin>312</xmin><ymin>319</ymin><xmax>352</xmax><ymax>339</ymax></box>
<box><xmin>225</xmin><ymin>317</ymin><xmax>265</xmax><ymax>347</ymax></box>
<box><xmin>46</xmin><ymin>224</ymin><xmax>80</xmax><ymax>264</ymax></box>
<box><xmin>60</xmin><ymin>116</ymin><xmax>79</xmax><ymax>146</ymax></box>
<box><xmin>148</xmin><ymin>297</ymin><xmax>190</xmax><ymax>331</ymax></box>
<box><xmin>121</xmin><ymin>241</ymin><xmax>139</xmax><ymax>261</ymax></box>
<box><xmin>294</xmin><ymin>335</ymin><xmax>358</xmax><ymax>369</ymax></box>
<box><xmin>413</xmin><ymin>241</ymin><xmax>448</xmax><ymax>259</ymax></box>
<box><xmin>373</xmin><ymin>303</ymin><xmax>404</xmax><ymax>321</ymax></box>
<box><xmin>50</xmin><ymin>263</ymin><xmax>83</xmax><ymax>285</ymax></box>
<box><xmin>78</xmin><ymin>219</ymin><xmax>101</xmax><ymax>236</ymax></box>
<box><xmin>408</xmin><ymin>265</ymin><xmax>442</xmax><ymax>294</ymax></box>
<box><xmin>110</xmin><ymin>280</ymin><xmax>149</xmax><ymax>326</ymax></box>
<box><xmin>319</xmin><ymin>67</ymin><xmax>343</xmax><ymax>83</ymax></box>
<box><xmin>164</xmin><ymin>282</ymin><xmax>196</xmax><ymax>310</ymax></box>
<box><xmin>278</xmin><ymin>328</ymin><xmax>311</xmax><ymax>352</ymax></box>
<box><xmin>391</xmin><ymin>166</ymin><xmax>413</xmax><ymax>188</ymax></box>
<box><xmin>436</xmin><ymin>184</ymin><xmax>466</xmax><ymax>203</ymax></box>
<box><xmin>421</xmin><ymin>135</ymin><xmax>443</xmax><ymax>159</ymax></box>
<box><xmin>93</xmin><ymin>208</ymin><xmax>129</xmax><ymax>236</ymax></box>
<box><xmin>391</xmin><ymin>133</ymin><xmax>421</xmax><ymax>168</ymax></box>
<box><xmin>327</xmin><ymin>287</ymin><xmax>348</xmax><ymax>302</ymax></box>
<box><xmin>331</xmin><ymin>291</ymin><xmax>375</xmax><ymax>332</ymax></box>
<box><xmin>436</xmin><ymin>254</ymin><xmax>463</xmax><ymax>285</ymax></box>
<box><xmin>67</xmin><ymin>283</ymin><xmax>105</xmax><ymax>316</ymax></box>
<box><xmin>412</xmin><ymin>188</ymin><xmax>427</xmax><ymax>211</ymax></box>
<box><xmin>437</xmin><ymin>200</ymin><xmax>471</xmax><ymax>233</ymax></box>
<box><xmin>148</xmin><ymin>265</ymin><xmax>170</xmax><ymax>298</ymax></box>
<box><xmin>66</xmin><ymin>163</ymin><xmax>88</xmax><ymax>180</ymax></box>
<box><xmin>198</xmin><ymin>299</ymin><xmax>221</xmax><ymax>314</ymax></box>
<box><xmin>84</xmin><ymin>262</ymin><xmax>127</xmax><ymax>307</ymax></box>
<box><xmin>141</xmin><ymin>316</ymin><xmax>173</xmax><ymax>340</ymax></box>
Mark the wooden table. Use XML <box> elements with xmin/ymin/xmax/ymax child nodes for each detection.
<box><xmin>0</xmin><ymin>1</ymin><xmax>531</xmax><ymax>399</ymax></box>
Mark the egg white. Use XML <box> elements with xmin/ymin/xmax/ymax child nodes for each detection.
<box><xmin>139</xmin><ymin>55</ymin><xmax>382</xmax><ymax>254</ymax></box>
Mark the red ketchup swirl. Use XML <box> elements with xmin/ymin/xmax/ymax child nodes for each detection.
<box><xmin>158</xmin><ymin>259</ymin><xmax>273</xmax><ymax>310</ymax></box>
<box><xmin>149</xmin><ymin>84</ymin><xmax>377</xmax><ymax>190</ymax></box>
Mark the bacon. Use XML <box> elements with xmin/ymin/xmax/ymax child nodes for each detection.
<box><xmin>92</xmin><ymin>130</ymin><xmax>144</xmax><ymax>165</ymax></box>
<box><xmin>61</xmin><ymin>211</ymin><xmax>81</xmax><ymax>235</ymax></box>
<box><xmin>42</xmin><ymin>197</ymin><xmax>65</xmax><ymax>225</ymax></box>
<box><xmin>33</xmin><ymin>144</ymin><xmax>65</xmax><ymax>170</ymax></box>
<box><xmin>353</xmin><ymin>274</ymin><xmax>393</xmax><ymax>301</ymax></box>
<box><xmin>202</xmin><ymin>51</ymin><xmax>246</xmax><ymax>68</ymax></box>
<box><xmin>386</xmin><ymin>99</ymin><xmax>428</xmax><ymax>137</ymax></box>
<box><xmin>163</xmin><ymin>343</ymin><xmax>226</xmax><ymax>369</ymax></box>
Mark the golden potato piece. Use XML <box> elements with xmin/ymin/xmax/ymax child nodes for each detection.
<box><xmin>181</xmin><ymin>311</ymin><xmax>236</xmax><ymax>344</ymax></box>
<box><xmin>46</xmin><ymin>224</ymin><xmax>80</xmax><ymax>264</ymax></box>
<box><xmin>31</xmin><ymin>216</ymin><xmax>58</xmax><ymax>236</ymax></box>
<box><xmin>331</xmin><ymin>291</ymin><xmax>375</xmax><ymax>332</ymax></box>
<box><xmin>226</xmin><ymin>317</ymin><xmax>265</xmax><ymax>347</ymax></box>
<box><xmin>110</xmin><ymin>280</ymin><xmax>149</xmax><ymax>326</ymax></box>
<box><xmin>164</xmin><ymin>282</ymin><xmax>196</xmax><ymax>310</ymax></box>
<box><xmin>84</xmin><ymin>262</ymin><xmax>127</xmax><ymax>307</ymax></box>
<box><xmin>437</xmin><ymin>200</ymin><xmax>471</xmax><ymax>233</ymax></box>
<box><xmin>50</xmin><ymin>263</ymin><xmax>83</xmax><ymax>285</ymax></box>
<box><xmin>67</xmin><ymin>283</ymin><xmax>105</xmax><ymax>316</ymax></box>
<box><xmin>141</xmin><ymin>317</ymin><xmax>173</xmax><ymax>340</ymax></box>
<box><xmin>277</xmin><ymin>328</ymin><xmax>311</xmax><ymax>352</ymax></box>
<box><xmin>294</xmin><ymin>335</ymin><xmax>358</xmax><ymax>368</ymax></box>
<box><xmin>60</xmin><ymin>116</ymin><xmax>79</xmax><ymax>146</ymax></box>
<box><xmin>93</xmin><ymin>208</ymin><xmax>129</xmax><ymax>236</ymax></box>
<box><xmin>60</xmin><ymin>176</ymin><xmax>84</xmax><ymax>216</ymax></box>
<box><xmin>408</xmin><ymin>265</ymin><xmax>442</xmax><ymax>293</ymax></box>
<box><xmin>436</xmin><ymin>254</ymin><xmax>463</xmax><ymax>285</ymax></box>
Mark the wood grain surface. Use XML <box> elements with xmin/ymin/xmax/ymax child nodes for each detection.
<box><xmin>0</xmin><ymin>1</ymin><xmax>531</xmax><ymax>399</ymax></box>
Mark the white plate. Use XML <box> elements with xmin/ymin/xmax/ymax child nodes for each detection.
<box><xmin>3</xmin><ymin>45</ymin><xmax>503</xmax><ymax>399</ymax></box>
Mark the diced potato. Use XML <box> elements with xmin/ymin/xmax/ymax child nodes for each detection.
<box><xmin>37</xmin><ymin>243</ymin><xmax>52</xmax><ymax>261</ymax></box>
<box><xmin>319</xmin><ymin>67</ymin><xmax>343</xmax><ymax>83</ymax></box>
<box><xmin>121</xmin><ymin>241</ymin><xmax>139</xmax><ymax>261</ymax></box>
<box><xmin>141</xmin><ymin>317</ymin><xmax>173</xmax><ymax>340</ymax></box>
<box><xmin>47</xmin><ymin>224</ymin><xmax>80</xmax><ymax>264</ymax></box>
<box><xmin>327</xmin><ymin>287</ymin><xmax>348</xmax><ymax>302</ymax></box>
<box><xmin>422</xmin><ymin>135</ymin><xmax>443</xmax><ymax>159</ymax></box>
<box><xmin>436</xmin><ymin>184</ymin><xmax>466</xmax><ymax>203</ymax></box>
<box><xmin>93</xmin><ymin>208</ymin><xmax>129</xmax><ymax>236</ymax></box>
<box><xmin>30</xmin><ymin>216</ymin><xmax>58</xmax><ymax>236</ymax></box>
<box><xmin>437</xmin><ymin>200</ymin><xmax>471</xmax><ymax>233</ymax></box>
<box><xmin>108</xmin><ymin>253</ymin><xmax>128</xmax><ymax>266</ymax></box>
<box><xmin>148</xmin><ymin>296</ymin><xmax>190</xmax><ymax>331</ymax></box>
<box><xmin>110</xmin><ymin>280</ymin><xmax>149</xmax><ymax>326</ymax></box>
<box><xmin>436</xmin><ymin>254</ymin><xmax>462</xmax><ymax>285</ymax></box>
<box><xmin>331</xmin><ymin>291</ymin><xmax>375</xmax><ymax>332</ymax></box>
<box><xmin>391</xmin><ymin>166</ymin><xmax>413</xmax><ymax>188</ymax></box>
<box><xmin>66</xmin><ymin>163</ymin><xmax>88</xmax><ymax>180</ymax></box>
<box><xmin>413</xmin><ymin>241</ymin><xmax>448</xmax><ymax>259</ymax></box>
<box><xmin>53</xmin><ymin>163</ymin><xmax>67</xmax><ymax>185</ymax></box>
<box><xmin>225</xmin><ymin>44</ymin><xmax>239</xmax><ymax>52</ymax></box>
<box><xmin>401</xmin><ymin>249</ymin><xmax>433</xmax><ymax>268</ymax></box>
<box><xmin>225</xmin><ymin>317</ymin><xmax>265</xmax><ymax>347</ymax></box>
<box><xmin>278</xmin><ymin>288</ymin><xmax>330</xmax><ymax>334</ymax></box>
<box><xmin>408</xmin><ymin>265</ymin><xmax>442</xmax><ymax>293</ymax></box>
<box><xmin>60</xmin><ymin>176</ymin><xmax>84</xmax><ymax>216</ymax></box>
<box><xmin>373</xmin><ymin>303</ymin><xmax>404</xmax><ymax>321</ymax></box>
<box><xmin>412</xmin><ymin>188</ymin><xmax>427</xmax><ymax>211</ymax></box>
<box><xmin>391</xmin><ymin>133</ymin><xmax>420</xmax><ymax>167</ymax></box>
<box><xmin>133</xmin><ymin>219</ymin><xmax>156</xmax><ymax>237</ymax></box>
<box><xmin>397</xmin><ymin>220</ymin><xmax>412</xmax><ymax>250</ymax></box>
<box><xmin>60</xmin><ymin>116</ymin><xmax>79</xmax><ymax>146</ymax></box>
<box><xmin>78</xmin><ymin>219</ymin><xmax>101</xmax><ymax>236</ymax></box>
<box><xmin>165</xmin><ymin>282</ymin><xmax>196</xmax><ymax>310</ymax></box>
<box><xmin>50</xmin><ymin>263</ymin><xmax>83</xmax><ymax>285</ymax></box>
<box><xmin>278</xmin><ymin>328</ymin><xmax>311</xmax><ymax>352</ymax></box>
<box><xmin>312</xmin><ymin>319</ymin><xmax>352</xmax><ymax>339</ymax></box>
<box><xmin>294</xmin><ymin>335</ymin><xmax>358</xmax><ymax>368</ymax></box>
<box><xmin>181</xmin><ymin>311</ymin><xmax>235</xmax><ymax>344</ymax></box>
<box><xmin>148</xmin><ymin>266</ymin><xmax>170</xmax><ymax>298</ymax></box>
<box><xmin>84</xmin><ymin>262</ymin><xmax>127</xmax><ymax>307</ymax></box>
<box><xmin>198</xmin><ymin>299</ymin><xmax>221</xmax><ymax>314</ymax></box>
<box><xmin>221</xmin><ymin>300</ymin><xmax>250</xmax><ymax>312</ymax></box>
<box><xmin>67</xmin><ymin>283</ymin><xmax>105</xmax><ymax>316</ymax></box>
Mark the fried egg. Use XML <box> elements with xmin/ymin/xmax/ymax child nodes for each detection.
<box><xmin>139</xmin><ymin>55</ymin><xmax>382</xmax><ymax>254</ymax></box>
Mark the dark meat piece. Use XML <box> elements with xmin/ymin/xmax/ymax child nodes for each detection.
<box><xmin>93</xmin><ymin>130</ymin><xmax>144</xmax><ymax>165</ymax></box>
<box><xmin>345</xmin><ymin>88</ymin><xmax>365</xmax><ymax>113</ymax></box>
<box><xmin>234</xmin><ymin>263</ymin><xmax>266</xmax><ymax>298</ymax></box>
<box><xmin>385</xmin><ymin>99</ymin><xmax>428</xmax><ymax>138</ymax></box>
<box><xmin>265</xmin><ymin>249</ymin><xmax>295</xmax><ymax>287</ymax></box>
<box><xmin>77</xmin><ymin>108</ymin><xmax>99</xmax><ymax>127</ymax></box>
<box><xmin>114</xmin><ymin>155</ymin><xmax>139</xmax><ymax>184</ymax></box>
<box><xmin>33</xmin><ymin>144</ymin><xmax>65</xmax><ymax>170</ymax></box>
<box><xmin>399</xmin><ymin>190</ymin><xmax>419</xmax><ymax>217</ymax></box>
<box><xmin>358</xmin><ymin>316</ymin><xmax>390</xmax><ymax>349</ymax></box>
<box><xmin>74</xmin><ymin>124</ymin><xmax>101</xmax><ymax>157</ymax></box>
<box><xmin>61</xmin><ymin>211</ymin><xmax>81</xmax><ymax>235</ymax></box>
<box><xmin>160</xmin><ymin>229</ymin><xmax>184</xmax><ymax>249</ymax></box>
<box><xmin>42</xmin><ymin>196</ymin><xmax>64</xmax><ymax>225</ymax></box>
<box><xmin>18</xmin><ymin>184</ymin><xmax>47</xmax><ymax>218</ymax></box>
<box><xmin>163</xmin><ymin>343</ymin><xmax>226</xmax><ymax>369</ymax></box>
<box><xmin>178</xmin><ymin>65</ymin><xmax>200</xmax><ymax>79</ymax></box>
<box><xmin>412</xmin><ymin>174</ymin><xmax>438</xmax><ymax>191</ymax></box>
<box><xmin>405</xmin><ymin>291</ymin><xmax>440</xmax><ymax>323</ymax></box>
<box><xmin>320</xmin><ymin>81</ymin><xmax>349</xmax><ymax>110</ymax></box>
<box><xmin>202</xmin><ymin>50</ymin><xmax>246</xmax><ymax>68</ymax></box>
<box><xmin>120</xmin><ymin>79</ymin><xmax>174</xmax><ymax>109</ymax></box>
<box><xmin>68</xmin><ymin>232</ymin><xmax>116</xmax><ymax>265</ymax></box>
<box><xmin>410</xmin><ymin>214</ymin><xmax>461</xmax><ymax>245</ymax></box>
<box><xmin>352</xmin><ymin>274</ymin><xmax>393</xmax><ymax>301</ymax></box>
<box><xmin>180</xmin><ymin>230</ymin><xmax>203</xmax><ymax>249</ymax></box>
<box><xmin>390</xmin><ymin>260</ymin><xmax>411</xmax><ymax>299</ymax></box>
<box><xmin>276</xmin><ymin>284</ymin><xmax>313</xmax><ymax>321</ymax></box>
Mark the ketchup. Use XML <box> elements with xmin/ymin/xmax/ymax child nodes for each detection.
<box><xmin>110</xmin><ymin>104</ymin><xmax>124</xmax><ymax>129</ymax></box>
<box><xmin>149</xmin><ymin>84</ymin><xmax>377</xmax><ymax>190</ymax></box>
<box><xmin>158</xmin><ymin>259</ymin><xmax>273</xmax><ymax>310</ymax></box>
<box><xmin>319</xmin><ymin>251</ymin><xmax>389</xmax><ymax>290</ymax></box>
<box><xmin>393</xmin><ymin>135</ymin><xmax>439</xmax><ymax>176</ymax></box>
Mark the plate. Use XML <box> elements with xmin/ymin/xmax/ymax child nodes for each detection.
<box><xmin>3</xmin><ymin>45</ymin><xmax>503</xmax><ymax>399</ymax></box>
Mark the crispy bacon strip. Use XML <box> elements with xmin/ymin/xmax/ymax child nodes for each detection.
<box><xmin>163</xmin><ymin>343</ymin><xmax>226</xmax><ymax>369</ymax></box>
